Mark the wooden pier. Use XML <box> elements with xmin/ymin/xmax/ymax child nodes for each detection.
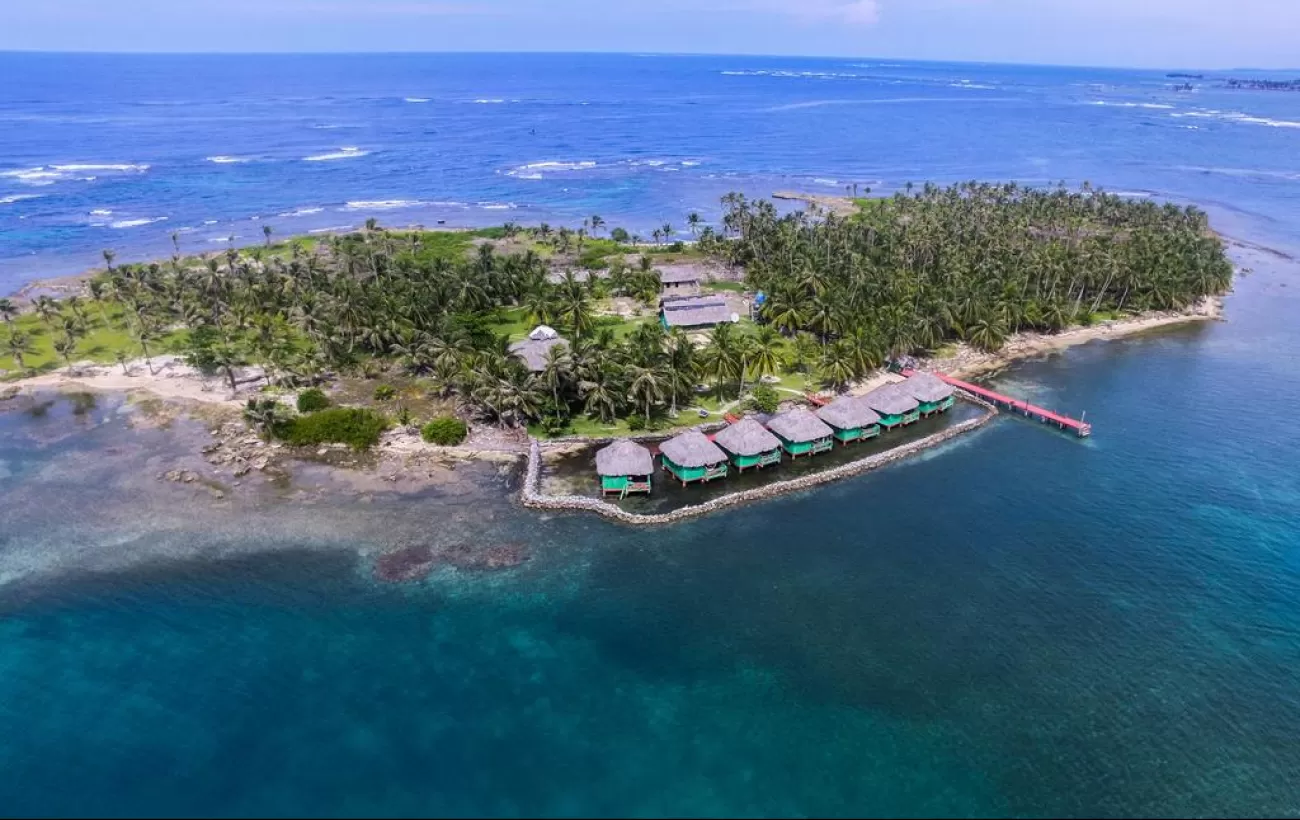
<box><xmin>901</xmin><ymin>369</ymin><xmax>1092</xmax><ymax>437</ymax></box>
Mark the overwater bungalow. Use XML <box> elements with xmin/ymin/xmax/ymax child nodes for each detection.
<box><xmin>595</xmin><ymin>439</ymin><xmax>655</xmax><ymax>498</ymax></box>
<box><xmin>659</xmin><ymin>430</ymin><xmax>729</xmax><ymax>485</ymax></box>
<box><xmin>816</xmin><ymin>396</ymin><xmax>882</xmax><ymax>444</ymax></box>
<box><xmin>862</xmin><ymin>384</ymin><xmax>921</xmax><ymax>429</ymax></box>
<box><xmin>766</xmin><ymin>408</ymin><xmax>835</xmax><ymax>458</ymax></box>
<box><xmin>902</xmin><ymin>372</ymin><xmax>956</xmax><ymax>416</ymax></box>
<box><xmin>713</xmin><ymin>418</ymin><xmax>783</xmax><ymax>471</ymax></box>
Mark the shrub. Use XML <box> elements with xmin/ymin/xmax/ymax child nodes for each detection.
<box><xmin>296</xmin><ymin>388</ymin><xmax>330</xmax><ymax>413</ymax></box>
<box><xmin>373</xmin><ymin>384</ymin><xmax>397</xmax><ymax>401</ymax></box>
<box><xmin>626</xmin><ymin>414</ymin><xmax>648</xmax><ymax>432</ymax></box>
<box><xmin>421</xmin><ymin>416</ymin><xmax>468</xmax><ymax>446</ymax></box>
<box><xmin>282</xmin><ymin>407</ymin><xmax>389</xmax><ymax>451</ymax></box>
<box><xmin>748</xmin><ymin>383</ymin><xmax>781</xmax><ymax>414</ymax></box>
<box><xmin>610</xmin><ymin>227</ymin><xmax>630</xmax><ymax>244</ymax></box>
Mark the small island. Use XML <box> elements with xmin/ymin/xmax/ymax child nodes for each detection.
<box><xmin>1</xmin><ymin>182</ymin><xmax>1233</xmax><ymax>517</ymax></box>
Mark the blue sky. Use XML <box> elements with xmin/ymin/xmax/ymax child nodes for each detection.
<box><xmin>2</xmin><ymin>0</ymin><xmax>1298</xmax><ymax>69</ymax></box>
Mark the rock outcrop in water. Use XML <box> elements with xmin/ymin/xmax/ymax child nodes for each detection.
<box><xmin>374</xmin><ymin>542</ymin><xmax>531</xmax><ymax>582</ymax></box>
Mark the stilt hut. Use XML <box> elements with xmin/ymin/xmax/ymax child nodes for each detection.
<box><xmin>595</xmin><ymin>439</ymin><xmax>655</xmax><ymax>497</ymax></box>
<box><xmin>816</xmin><ymin>396</ymin><xmax>882</xmax><ymax>444</ymax></box>
<box><xmin>766</xmin><ymin>408</ymin><xmax>835</xmax><ymax>458</ymax></box>
<box><xmin>659</xmin><ymin>430</ymin><xmax>729</xmax><ymax>485</ymax></box>
<box><xmin>862</xmin><ymin>383</ymin><xmax>921</xmax><ymax>429</ymax></box>
<box><xmin>902</xmin><ymin>372</ymin><xmax>956</xmax><ymax>416</ymax></box>
<box><xmin>714</xmin><ymin>418</ymin><xmax>783</xmax><ymax>471</ymax></box>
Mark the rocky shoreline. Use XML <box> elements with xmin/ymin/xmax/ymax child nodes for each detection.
<box><xmin>521</xmin><ymin>394</ymin><xmax>999</xmax><ymax>526</ymax></box>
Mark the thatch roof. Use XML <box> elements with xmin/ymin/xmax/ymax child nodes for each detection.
<box><xmin>659</xmin><ymin>430</ymin><xmax>728</xmax><ymax>468</ymax></box>
<box><xmin>766</xmin><ymin>408</ymin><xmax>834</xmax><ymax>443</ymax></box>
<box><xmin>902</xmin><ymin>372</ymin><xmax>955</xmax><ymax>403</ymax></box>
<box><xmin>664</xmin><ymin>305</ymin><xmax>733</xmax><ymax>328</ymax></box>
<box><xmin>714</xmin><ymin>418</ymin><xmax>782</xmax><ymax>457</ymax></box>
<box><xmin>862</xmin><ymin>383</ymin><xmax>919</xmax><ymax>416</ymax></box>
<box><xmin>508</xmin><ymin>337</ymin><xmax>568</xmax><ymax>373</ymax></box>
<box><xmin>657</xmin><ymin>265</ymin><xmax>703</xmax><ymax>285</ymax></box>
<box><xmin>595</xmin><ymin>439</ymin><xmax>655</xmax><ymax>477</ymax></box>
<box><xmin>816</xmin><ymin>396</ymin><xmax>881</xmax><ymax>430</ymax></box>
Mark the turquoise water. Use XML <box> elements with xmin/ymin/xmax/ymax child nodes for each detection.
<box><xmin>3</xmin><ymin>54</ymin><xmax>1300</xmax><ymax>816</ymax></box>
<box><xmin>3</xmin><ymin>253</ymin><xmax>1299</xmax><ymax>816</ymax></box>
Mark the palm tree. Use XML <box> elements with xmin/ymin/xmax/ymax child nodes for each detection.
<box><xmin>539</xmin><ymin>343</ymin><xmax>574</xmax><ymax>412</ymax></box>
<box><xmin>5</xmin><ymin>330</ymin><xmax>34</xmax><ymax>372</ymax></box>
<box><xmin>262</xmin><ymin>225</ymin><xmax>274</xmax><ymax>248</ymax></box>
<box><xmin>102</xmin><ymin>249</ymin><xmax>116</xmax><ymax>274</ymax></box>
<box><xmin>687</xmin><ymin>213</ymin><xmax>701</xmax><ymax>236</ymax></box>
<box><xmin>243</xmin><ymin>398</ymin><xmax>281</xmax><ymax>441</ymax></box>
<box><xmin>134</xmin><ymin>322</ymin><xmax>159</xmax><ymax>376</ymax></box>
<box><xmin>818</xmin><ymin>340</ymin><xmax>856</xmax><ymax>392</ymax></box>
<box><xmin>590</xmin><ymin>215</ymin><xmax>605</xmax><ymax>237</ymax></box>
<box><xmin>0</xmin><ymin>298</ymin><xmax>16</xmax><ymax>328</ymax></box>
<box><xmin>626</xmin><ymin>363</ymin><xmax>666</xmax><ymax>424</ymax></box>
<box><xmin>750</xmin><ymin>326</ymin><xmax>784</xmax><ymax>385</ymax></box>
<box><xmin>114</xmin><ymin>349</ymin><xmax>132</xmax><ymax>376</ymax></box>
<box><xmin>663</xmin><ymin>329</ymin><xmax>698</xmax><ymax>416</ymax></box>
<box><xmin>53</xmin><ymin>334</ymin><xmax>78</xmax><ymax>373</ymax></box>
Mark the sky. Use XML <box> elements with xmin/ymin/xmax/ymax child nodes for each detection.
<box><xmin>1</xmin><ymin>0</ymin><xmax>1298</xmax><ymax>70</ymax></box>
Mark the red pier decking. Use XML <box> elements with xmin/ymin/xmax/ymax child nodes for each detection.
<box><xmin>901</xmin><ymin>369</ymin><xmax>1092</xmax><ymax>437</ymax></box>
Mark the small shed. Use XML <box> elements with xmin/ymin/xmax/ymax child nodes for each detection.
<box><xmin>902</xmin><ymin>372</ymin><xmax>956</xmax><ymax>416</ymax></box>
<box><xmin>862</xmin><ymin>383</ymin><xmax>921</xmax><ymax>429</ymax></box>
<box><xmin>508</xmin><ymin>336</ymin><xmax>568</xmax><ymax>373</ymax></box>
<box><xmin>657</xmin><ymin>265</ymin><xmax>702</xmax><ymax>294</ymax></box>
<box><xmin>595</xmin><ymin>439</ymin><xmax>655</xmax><ymax>497</ymax></box>
<box><xmin>714</xmin><ymin>418</ymin><xmax>783</xmax><ymax>471</ymax></box>
<box><xmin>659</xmin><ymin>430</ymin><xmax>729</xmax><ymax>485</ymax></box>
<box><xmin>816</xmin><ymin>396</ymin><xmax>882</xmax><ymax>444</ymax></box>
<box><xmin>765</xmin><ymin>408</ymin><xmax>835</xmax><ymax>458</ymax></box>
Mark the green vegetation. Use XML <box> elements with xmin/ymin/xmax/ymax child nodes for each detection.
<box><xmin>22</xmin><ymin>182</ymin><xmax>1230</xmax><ymax>442</ymax></box>
<box><xmin>421</xmin><ymin>416</ymin><xmax>468</xmax><ymax>446</ymax></box>
<box><xmin>1</xmin><ymin>295</ymin><xmax>184</xmax><ymax>377</ymax></box>
<box><xmin>747</xmin><ymin>383</ymin><xmax>781</xmax><ymax>414</ymax></box>
<box><xmin>281</xmin><ymin>407</ymin><xmax>389</xmax><ymax>451</ymax></box>
<box><xmin>720</xmin><ymin>183</ymin><xmax>1231</xmax><ymax>387</ymax></box>
<box><xmin>296</xmin><ymin>388</ymin><xmax>330</xmax><ymax>413</ymax></box>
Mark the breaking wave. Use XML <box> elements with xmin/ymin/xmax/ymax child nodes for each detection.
<box><xmin>304</xmin><ymin>147</ymin><xmax>370</xmax><ymax>162</ymax></box>
<box><xmin>110</xmin><ymin>216</ymin><xmax>168</xmax><ymax>229</ymax></box>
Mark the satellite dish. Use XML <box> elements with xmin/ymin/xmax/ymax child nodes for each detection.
<box><xmin>730</xmin><ymin>313</ymin><xmax>740</xmax><ymax>323</ymax></box>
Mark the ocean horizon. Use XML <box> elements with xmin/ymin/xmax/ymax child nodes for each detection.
<box><xmin>2</xmin><ymin>53</ymin><xmax>1300</xmax><ymax>817</ymax></box>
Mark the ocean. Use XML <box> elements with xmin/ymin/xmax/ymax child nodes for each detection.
<box><xmin>2</xmin><ymin>54</ymin><xmax>1300</xmax><ymax>817</ymax></box>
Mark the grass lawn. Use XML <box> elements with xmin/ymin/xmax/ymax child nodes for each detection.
<box><xmin>1</xmin><ymin>303</ymin><xmax>185</xmax><ymax>377</ymax></box>
<box><xmin>702</xmin><ymin>281</ymin><xmax>747</xmax><ymax>294</ymax></box>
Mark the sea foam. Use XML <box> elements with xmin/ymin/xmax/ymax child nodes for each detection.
<box><xmin>304</xmin><ymin>147</ymin><xmax>370</xmax><ymax>162</ymax></box>
<box><xmin>342</xmin><ymin>200</ymin><xmax>425</xmax><ymax>211</ymax></box>
<box><xmin>0</xmin><ymin>194</ymin><xmax>42</xmax><ymax>204</ymax></box>
<box><xmin>110</xmin><ymin>216</ymin><xmax>168</xmax><ymax>229</ymax></box>
<box><xmin>206</xmin><ymin>156</ymin><xmax>250</xmax><ymax>164</ymax></box>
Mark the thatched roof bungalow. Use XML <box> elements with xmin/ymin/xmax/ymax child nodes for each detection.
<box><xmin>657</xmin><ymin>265</ymin><xmax>703</xmax><ymax>294</ymax></box>
<box><xmin>862</xmin><ymin>383</ymin><xmax>921</xmax><ymax>429</ymax></box>
<box><xmin>659</xmin><ymin>430</ymin><xmax>729</xmax><ymax>485</ymax></box>
<box><xmin>902</xmin><ymin>372</ymin><xmax>957</xmax><ymax>415</ymax></box>
<box><xmin>816</xmin><ymin>396</ymin><xmax>882</xmax><ymax>444</ymax></box>
<box><xmin>766</xmin><ymin>408</ymin><xmax>835</xmax><ymax>458</ymax></box>
<box><xmin>508</xmin><ymin>336</ymin><xmax>568</xmax><ymax>373</ymax></box>
<box><xmin>714</xmin><ymin>418</ymin><xmax>783</xmax><ymax>471</ymax></box>
<box><xmin>659</xmin><ymin>295</ymin><xmax>734</xmax><ymax>330</ymax></box>
<box><xmin>595</xmin><ymin>440</ymin><xmax>655</xmax><ymax>496</ymax></box>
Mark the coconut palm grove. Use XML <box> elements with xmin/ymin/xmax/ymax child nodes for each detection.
<box><xmin>1</xmin><ymin>183</ymin><xmax>1233</xmax><ymax>439</ymax></box>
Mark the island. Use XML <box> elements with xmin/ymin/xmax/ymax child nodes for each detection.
<box><xmin>1</xmin><ymin>182</ymin><xmax>1234</xmax><ymax>521</ymax></box>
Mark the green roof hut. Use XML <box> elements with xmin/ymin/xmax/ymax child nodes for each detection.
<box><xmin>595</xmin><ymin>439</ymin><xmax>655</xmax><ymax>497</ymax></box>
<box><xmin>714</xmin><ymin>418</ymin><xmax>783</xmax><ymax>471</ymax></box>
<box><xmin>659</xmin><ymin>430</ymin><xmax>730</xmax><ymax>485</ymax></box>
<box><xmin>816</xmin><ymin>396</ymin><xmax>882</xmax><ymax>444</ymax></box>
<box><xmin>766</xmin><ymin>408</ymin><xmax>835</xmax><ymax>458</ymax></box>
<box><xmin>902</xmin><ymin>372</ymin><xmax>956</xmax><ymax>416</ymax></box>
<box><xmin>862</xmin><ymin>384</ymin><xmax>921</xmax><ymax>429</ymax></box>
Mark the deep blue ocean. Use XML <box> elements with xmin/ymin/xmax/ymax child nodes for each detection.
<box><xmin>3</xmin><ymin>54</ymin><xmax>1300</xmax><ymax>817</ymax></box>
